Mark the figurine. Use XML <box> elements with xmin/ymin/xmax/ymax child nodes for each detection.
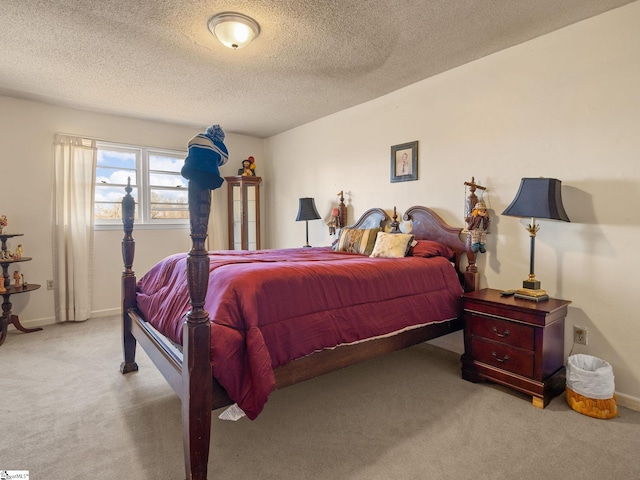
<box><xmin>328</xmin><ymin>207</ymin><xmax>340</xmax><ymax>235</ymax></box>
<box><xmin>237</xmin><ymin>156</ymin><xmax>256</xmax><ymax>176</ymax></box>
<box><xmin>13</xmin><ymin>270</ymin><xmax>21</xmax><ymax>287</ymax></box>
<box><xmin>14</xmin><ymin>244</ymin><xmax>23</xmax><ymax>259</ymax></box>
<box><xmin>463</xmin><ymin>177</ymin><xmax>487</xmax><ymax>231</ymax></box>
<box><xmin>0</xmin><ymin>214</ymin><xmax>6</xmax><ymax>234</ymax></box>
<box><xmin>466</xmin><ymin>201</ymin><xmax>490</xmax><ymax>253</ymax></box>
<box><xmin>0</xmin><ymin>279</ymin><xmax>5</xmax><ymax>293</ymax></box>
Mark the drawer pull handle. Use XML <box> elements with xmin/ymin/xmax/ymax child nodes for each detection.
<box><xmin>492</xmin><ymin>352</ymin><xmax>510</xmax><ymax>363</ymax></box>
<box><xmin>492</xmin><ymin>326</ymin><xmax>510</xmax><ymax>338</ymax></box>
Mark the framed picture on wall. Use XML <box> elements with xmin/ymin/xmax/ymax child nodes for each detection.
<box><xmin>390</xmin><ymin>141</ymin><xmax>418</xmax><ymax>183</ymax></box>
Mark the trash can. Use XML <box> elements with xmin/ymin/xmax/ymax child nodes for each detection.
<box><xmin>566</xmin><ymin>354</ymin><xmax>617</xmax><ymax>419</ymax></box>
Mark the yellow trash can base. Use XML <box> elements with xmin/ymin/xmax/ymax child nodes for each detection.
<box><xmin>566</xmin><ymin>387</ymin><xmax>618</xmax><ymax>419</ymax></box>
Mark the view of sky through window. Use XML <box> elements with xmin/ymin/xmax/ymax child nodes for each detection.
<box><xmin>94</xmin><ymin>144</ymin><xmax>188</xmax><ymax>223</ymax></box>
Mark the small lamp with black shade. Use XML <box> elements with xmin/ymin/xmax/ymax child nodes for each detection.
<box><xmin>502</xmin><ymin>178</ymin><xmax>570</xmax><ymax>301</ymax></box>
<box><xmin>296</xmin><ymin>197</ymin><xmax>321</xmax><ymax>248</ymax></box>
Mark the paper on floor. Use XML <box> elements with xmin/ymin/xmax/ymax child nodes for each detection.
<box><xmin>218</xmin><ymin>403</ymin><xmax>247</xmax><ymax>421</ymax></box>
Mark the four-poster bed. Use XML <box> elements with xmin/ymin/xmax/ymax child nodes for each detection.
<box><xmin>119</xmin><ymin>179</ymin><xmax>479</xmax><ymax>479</ymax></box>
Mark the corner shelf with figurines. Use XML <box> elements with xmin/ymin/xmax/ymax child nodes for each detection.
<box><xmin>0</xmin><ymin>231</ymin><xmax>42</xmax><ymax>346</ymax></box>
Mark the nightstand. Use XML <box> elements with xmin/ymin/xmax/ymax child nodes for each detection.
<box><xmin>461</xmin><ymin>288</ymin><xmax>571</xmax><ymax>408</ymax></box>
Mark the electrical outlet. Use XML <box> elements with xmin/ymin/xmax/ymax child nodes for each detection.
<box><xmin>47</xmin><ymin>280</ymin><xmax>54</xmax><ymax>290</ymax></box>
<box><xmin>574</xmin><ymin>325</ymin><xmax>588</xmax><ymax>345</ymax></box>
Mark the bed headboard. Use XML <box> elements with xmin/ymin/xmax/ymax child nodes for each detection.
<box><xmin>345</xmin><ymin>207</ymin><xmax>390</xmax><ymax>230</ymax></box>
<box><xmin>342</xmin><ymin>205</ymin><xmax>478</xmax><ymax>292</ymax></box>
<box><xmin>403</xmin><ymin>205</ymin><xmax>478</xmax><ymax>292</ymax></box>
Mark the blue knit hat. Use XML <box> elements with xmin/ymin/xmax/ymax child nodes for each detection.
<box><xmin>181</xmin><ymin>125</ymin><xmax>229</xmax><ymax>190</ymax></box>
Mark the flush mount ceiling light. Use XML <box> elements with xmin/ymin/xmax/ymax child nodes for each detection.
<box><xmin>208</xmin><ymin>12</ymin><xmax>260</xmax><ymax>49</ymax></box>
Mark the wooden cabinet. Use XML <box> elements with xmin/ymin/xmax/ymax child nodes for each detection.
<box><xmin>461</xmin><ymin>288</ymin><xmax>571</xmax><ymax>408</ymax></box>
<box><xmin>1</xmin><ymin>233</ymin><xmax>42</xmax><ymax>346</ymax></box>
<box><xmin>225</xmin><ymin>176</ymin><xmax>262</xmax><ymax>250</ymax></box>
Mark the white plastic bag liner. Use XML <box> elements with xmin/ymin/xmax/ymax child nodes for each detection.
<box><xmin>566</xmin><ymin>354</ymin><xmax>615</xmax><ymax>400</ymax></box>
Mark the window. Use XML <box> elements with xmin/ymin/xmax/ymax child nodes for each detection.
<box><xmin>94</xmin><ymin>141</ymin><xmax>188</xmax><ymax>226</ymax></box>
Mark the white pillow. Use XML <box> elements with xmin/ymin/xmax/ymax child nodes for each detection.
<box><xmin>369</xmin><ymin>232</ymin><xmax>415</xmax><ymax>258</ymax></box>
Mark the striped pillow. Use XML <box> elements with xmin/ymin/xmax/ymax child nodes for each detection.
<box><xmin>334</xmin><ymin>227</ymin><xmax>380</xmax><ymax>255</ymax></box>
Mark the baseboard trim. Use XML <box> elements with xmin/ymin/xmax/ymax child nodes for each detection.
<box><xmin>9</xmin><ymin>308</ymin><xmax>120</xmax><ymax>330</ymax></box>
<box><xmin>91</xmin><ymin>308</ymin><xmax>120</xmax><ymax>318</ymax></box>
<box><xmin>14</xmin><ymin>316</ymin><xmax>55</xmax><ymax>329</ymax></box>
<box><xmin>616</xmin><ymin>392</ymin><xmax>640</xmax><ymax>412</ymax></box>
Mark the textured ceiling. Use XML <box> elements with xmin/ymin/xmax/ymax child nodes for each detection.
<box><xmin>0</xmin><ymin>1</ymin><xmax>634</xmax><ymax>138</ymax></box>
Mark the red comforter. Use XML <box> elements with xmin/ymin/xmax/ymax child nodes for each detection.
<box><xmin>136</xmin><ymin>247</ymin><xmax>463</xmax><ymax>418</ymax></box>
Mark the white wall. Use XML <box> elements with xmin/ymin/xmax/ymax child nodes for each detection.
<box><xmin>263</xmin><ymin>3</ymin><xmax>640</xmax><ymax>405</ymax></box>
<box><xmin>0</xmin><ymin>97</ymin><xmax>263</xmax><ymax>320</ymax></box>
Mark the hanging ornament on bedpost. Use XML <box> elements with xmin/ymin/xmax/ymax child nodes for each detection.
<box><xmin>328</xmin><ymin>208</ymin><xmax>340</xmax><ymax>235</ymax></box>
<box><xmin>463</xmin><ymin>177</ymin><xmax>490</xmax><ymax>254</ymax></box>
<box><xmin>328</xmin><ymin>190</ymin><xmax>348</xmax><ymax>235</ymax></box>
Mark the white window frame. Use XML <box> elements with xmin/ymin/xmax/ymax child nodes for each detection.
<box><xmin>94</xmin><ymin>140</ymin><xmax>189</xmax><ymax>230</ymax></box>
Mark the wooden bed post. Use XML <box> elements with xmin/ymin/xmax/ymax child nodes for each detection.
<box><xmin>464</xmin><ymin>235</ymin><xmax>479</xmax><ymax>292</ymax></box>
<box><xmin>120</xmin><ymin>178</ymin><xmax>139</xmax><ymax>374</ymax></box>
<box><xmin>182</xmin><ymin>181</ymin><xmax>213</xmax><ymax>480</ymax></box>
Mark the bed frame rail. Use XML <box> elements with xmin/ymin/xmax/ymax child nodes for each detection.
<box><xmin>128</xmin><ymin>310</ymin><xmax>183</xmax><ymax>394</ymax></box>
<box><xmin>275</xmin><ymin>317</ymin><xmax>463</xmax><ymax>388</ymax></box>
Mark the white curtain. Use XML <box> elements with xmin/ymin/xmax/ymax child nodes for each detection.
<box><xmin>52</xmin><ymin>134</ymin><xmax>96</xmax><ymax>322</ymax></box>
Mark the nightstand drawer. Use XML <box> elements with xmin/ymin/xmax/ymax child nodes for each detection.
<box><xmin>468</xmin><ymin>313</ymin><xmax>534</xmax><ymax>350</ymax></box>
<box><xmin>471</xmin><ymin>337</ymin><xmax>534</xmax><ymax>378</ymax></box>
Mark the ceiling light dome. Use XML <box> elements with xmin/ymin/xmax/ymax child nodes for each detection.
<box><xmin>208</xmin><ymin>12</ymin><xmax>260</xmax><ymax>49</ymax></box>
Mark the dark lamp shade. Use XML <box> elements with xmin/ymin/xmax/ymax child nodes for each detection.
<box><xmin>502</xmin><ymin>178</ymin><xmax>570</xmax><ymax>222</ymax></box>
<box><xmin>295</xmin><ymin>197</ymin><xmax>321</xmax><ymax>221</ymax></box>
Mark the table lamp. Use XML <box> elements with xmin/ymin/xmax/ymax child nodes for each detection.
<box><xmin>296</xmin><ymin>197</ymin><xmax>321</xmax><ymax>247</ymax></box>
<box><xmin>502</xmin><ymin>178</ymin><xmax>570</xmax><ymax>299</ymax></box>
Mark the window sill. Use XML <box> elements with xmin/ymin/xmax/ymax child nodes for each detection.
<box><xmin>94</xmin><ymin>223</ymin><xmax>190</xmax><ymax>232</ymax></box>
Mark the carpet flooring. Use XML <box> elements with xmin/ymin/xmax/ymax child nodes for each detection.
<box><xmin>1</xmin><ymin>316</ymin><xmax>638</xmax><ymax>479</ymax></box>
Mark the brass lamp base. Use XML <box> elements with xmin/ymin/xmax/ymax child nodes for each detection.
<box><xmin>516</xmin><ymin>287</ymin><xmax>548</xmax><ymax>297</ymax></box>
<box><xmin>514</xmin><ymin>275</ymin><xmax>548</xmax><ymax>301</ymax></box>
<box><xmin>517</xmin><ymin>274</ymin><xmax>546</xmax><ymax>297</ymax></box>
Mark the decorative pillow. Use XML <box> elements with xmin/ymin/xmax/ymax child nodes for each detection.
<box><xmin>409</xmin><ymin>240</ymin><xmax>454</xmax><ymax>259</ymax></box>
<box><xmin>334</xmin><ymin>227</ymin><xmax>380</xmax><ymax>255</ymax></box>
<box><xmin>369</xmin><ymin>232</ymin><xmax>415</xmax><ymax>258</ymax></box>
